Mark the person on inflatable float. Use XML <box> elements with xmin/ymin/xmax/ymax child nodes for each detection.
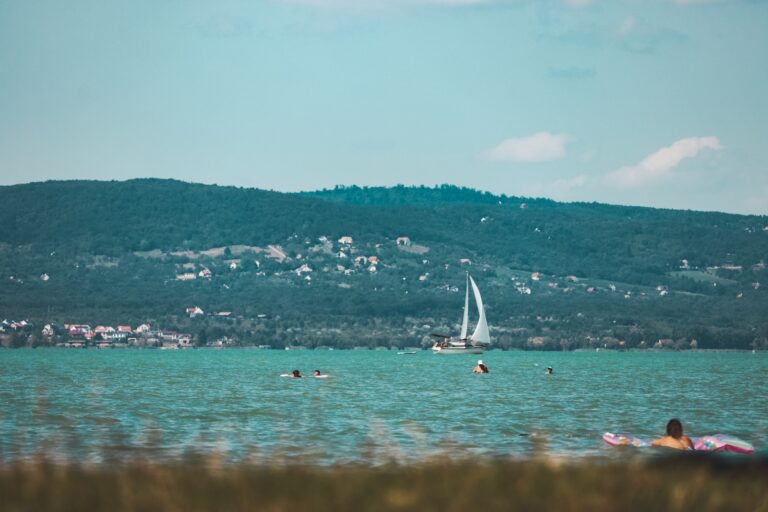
<box><xmin>651</xmin><ymin>418</ymin><xmax>693</xmax><ymax>450</ymax></box>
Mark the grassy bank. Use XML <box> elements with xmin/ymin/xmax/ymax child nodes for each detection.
<box><xmin>1</xmin><ymin>455</ymin><xmax>766</xmax><ymax>512</ymax></box>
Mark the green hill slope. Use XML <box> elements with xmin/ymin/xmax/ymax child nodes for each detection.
<box><xmin>1</xmin><ymin>180</ymin><xmax>766</xmax><ymax>350</ymax></box>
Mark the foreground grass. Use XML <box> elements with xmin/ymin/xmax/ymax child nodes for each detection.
<box><xmin>1</xmin><ymin>455</ymin><xmax>767</xmax><ymax>512</ymax></box>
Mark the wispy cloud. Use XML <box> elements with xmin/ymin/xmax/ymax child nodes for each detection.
<box><xmin>672</xmin><ymin>0</ymin><xmax>723</xmax><ymax>5</ymax></box>
<box><xmin>277</xmin><ymin>0</ymin><xmax>493</xmax><ymax>7</ymax></box>
<box><xmin>276</xmin><ymin>0</ymin><xmax>602</xmax><ymax>8</ymax></box>
<box><xmin>546</xmin><ymin>66</ymin><xmax>597</xmax><ymax>80</ymax></box>
<box><xmin>553</xmin><ymin>175</ymin><xmax>588</xmax><ymax>190</ymax></box>
<box><xmin>616</xmin><ymin>16</ymin><xmax>636</xmax><ymax>36</ymax></box>
<box><xmin>485</xmin><ymin>132</ymin><xmax>569</xmax><ymax>162</ymax></box>
<box><xmin>564</xmin><ymin>0</ymin><xmax>596</xmax><ymax>7</ymax></box>
<box><xmin>605</xmin><ymin>137</ymin><xmax>722</xmax><ymax>188</ymax></box>
<box><xmin>541</xmin><ymin>14</ymin><xmax>687</xmax><ymax>54</ymax></box>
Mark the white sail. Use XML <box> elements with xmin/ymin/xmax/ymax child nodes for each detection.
<box><xmin>459</xmin><ymin>274</ymin><xmax>469</xmax><ymax>340</ymax></box>
<box><xmin>469</xmin><ymin>275</ymin><xmax>491</xmax><ymax>344</ymax></box>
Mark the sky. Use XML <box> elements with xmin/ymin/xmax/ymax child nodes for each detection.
<box><xmin>1</xmin><ymin>0</ymin><xmax>767</xmax><ymax>215</ymax></box>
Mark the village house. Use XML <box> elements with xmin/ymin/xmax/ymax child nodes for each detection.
<box><xmin>66</xmin><ymin>324</ymin><xmax>92</xmax><ymax>336</ymax></box>
<box><xmin>295</xmin><ymin>263</ymin><xmax>312</xmax><ymax>275</ymax></box>
<box><xmin>176</xmin><ymin>273</ymin><xmax>196</xmax><ymax>281</ymax></box>
<box><xmin>198</xmin><ymin>267</ymin><xmax>212</xmax><ymax>278</ymax></box>
<box><xmin>354</xmin><ymin>256</ymin><xmax>368</xmax><ymax>266</ymax></box>
<box><xmin>135</xmin><ymin>323</ymin><xmax>152</xmax><ymax>333</ymax></box>
<box><xmin>459</xmin><ymin>258</ymin><xmax>472</xmax><ymax>265</ymax></box>
<box><xmin>338</xmin><ymin>236</ymin><xmax>353</xmax><ymax>245</ymax></box>
<box><xmin>186</xmin><ymin>306</ymin><xmax>205</xmax><ymax>318</ymax></box>
<box><xmin>395</xmin><ymin>236</ymin><xmax>411</xmax><ymax>246</ymax></box>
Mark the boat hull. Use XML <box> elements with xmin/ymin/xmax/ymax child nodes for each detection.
<box><xmin>432</xmin><ymin>344</ymin><xmax>484</xmax><ymax>355</ymax></box>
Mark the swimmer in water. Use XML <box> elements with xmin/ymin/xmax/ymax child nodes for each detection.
<box><xmin>314</xmin><ymin>370</ymin><xmax>322</xmax><ymax>377</ymax></box>
<box><xmin>472</xmin><ymin>360</ymin><xmax>489</xmax><ymax>374</ymax></box>
<box><xmin>651</xmin><ymin>418</ymin><xmax>693</xmax><ymax>450</ymax></box>
<box><xmin>546</xmin><ymin>367</ymin><xmax>553</xmax><ymax>375</ymax></box>
<box><xmin>291</xmin><ymin>369</ymin><xmax>303</xmax><ymax>378</ymax></box>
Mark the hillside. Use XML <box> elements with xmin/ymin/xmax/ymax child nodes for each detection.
<box><xmin>1</xmin><ymin>180</ymin><xmax>766</xmax><ymax>350</ymax></box>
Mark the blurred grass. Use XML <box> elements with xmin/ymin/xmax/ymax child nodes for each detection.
<box><xmin>1</xmin><ymin>455</ymin><xmax>767</xmax><ymax>512</ymax></box>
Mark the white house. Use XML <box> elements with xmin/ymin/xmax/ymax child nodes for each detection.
<box><xmin>186</xmin><ymin>306</ymin><xmax>205</xmax><ymax>318</ymax></box>
<box><xmin>176</xmin><ymin>273</ymin><xmax>197</xmax><ymax>281</ymax></box>
<box><xmin>295</xmin><ymin>264</ymin><xmax>313</xmax><ymax>275</ymax></box>
<box><xmin>396</xmin><ymin>236</ymin><xmax>411</xmax><ymax>246</ymax></box>
<box><xmin>338</xmin><ymin>236</ymin><xmax>354</xmax><ymax>245</ymax></box>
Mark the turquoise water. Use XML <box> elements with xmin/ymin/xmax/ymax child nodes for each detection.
<box><xmin>1</xmin><ymin>349</ymin><xmax>766</xmax><ymax>465</ymax></box>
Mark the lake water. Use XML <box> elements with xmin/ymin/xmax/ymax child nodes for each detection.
<box><xmin>1</xmin><ymin>349</ymin><xmax>766</xmax><ymax>465</ymax></box>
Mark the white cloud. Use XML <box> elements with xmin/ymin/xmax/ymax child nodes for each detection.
<box><xmin>485</xmin><ymin>132</ymin><xmax>569</xmax><ymax>162</ymax></box>
<box><xmin>605</xmin><ymin>136</ymin><xmax>722</xmax><ymax>188</ymax></box>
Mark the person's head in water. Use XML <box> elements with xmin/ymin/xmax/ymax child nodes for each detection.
<box><xmin>314</xmin><ymin>370</ymin><xmax>321</xmax><ymax>376</ymax></box>
<box><xmin>666</xmin><ymin>418</ymin><xmax>684</xmax><ymax>439</ymax></box>
<box><xmin>546</xmin><ymin>367</ymin><xmax>553</xmax><ymax>374</ymax></box>
<box><xmin>292</xmin><ymin>369</ymin><xmax>302</xmax><ymax>378</ymax></box>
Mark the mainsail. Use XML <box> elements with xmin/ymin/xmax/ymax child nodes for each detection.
<box><xmin>459</xmin><ymin>274</ymin><xmax>469</xmax><ymax>340</ymax></box>
<box><xmin>469</xmin><ymin>274</ymin><xmax>491</xmax><ymax>344</ymax></box>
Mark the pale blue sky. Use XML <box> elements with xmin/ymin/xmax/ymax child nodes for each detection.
<box><xmin>1</xmin><ymin>0</ymin><xmax>766</xmax><ymax>214</ymax></box>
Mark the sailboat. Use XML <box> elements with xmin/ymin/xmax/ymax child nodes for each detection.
<box><xmin>432</xmin><ymin>273</ymin><xmax>491</xmax><ymax>354</ymax></box>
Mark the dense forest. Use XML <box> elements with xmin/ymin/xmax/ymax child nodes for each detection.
<box><xmin>1</xmin><ymin>179</ymin><xmax>766</xmax><ymax>350</ymax></box>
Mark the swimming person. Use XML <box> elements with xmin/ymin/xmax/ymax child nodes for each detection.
<box><xmin>546</xmin><ymin>367</ymin><xmax>553</xmax><ymax>375</ymax></box>
<box><xmin>291</xmin><ymin>369</ymin><xmax>303</xmax><ymax>378</ymax></box>
<box><xmin>472</xmin><ymin>360</ymin><xmax>489</xmax><ymax>374</ymax></box>
<box><xmin>314</xmin><ymin>370</ymin><xmax>322</xmax><ymax>377</ymax></box>
<box><xmin>651</xmin><ymin>419</ymin><xmax>694</xmax><ymax>450</ymax></box>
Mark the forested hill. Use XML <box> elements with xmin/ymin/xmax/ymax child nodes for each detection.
<box><xmin>1</xmin><ymin>179</ymin><xmax>767</xmax><ymax>350</ymax></box>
